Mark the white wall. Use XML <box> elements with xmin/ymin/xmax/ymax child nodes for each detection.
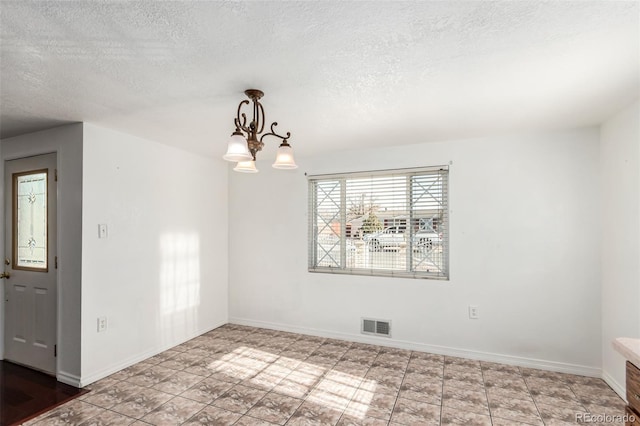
<box><xmin>0</xmin><ymin>124</ymin><xmax>84</xmax><ymax>385</ymax></box>
<box><xmin>601</xmin><ymin>100</ymin><xmax>640</xmax><ymax>397</ymax></box>
<box><xmin>229</xmin><ymin>128</ymin><xmax>602</xmax><ymax>375</ymax></box>
<box><xmin>80</xmin><ymin>124</ymin><xmax>228</xmax><ymax>385</ymax></box>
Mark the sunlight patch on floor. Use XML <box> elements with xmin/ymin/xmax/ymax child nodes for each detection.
<box><xmin>207</xmin><ymin>346</ymin><xmax>376</xmax><ymax>418</ymax></box>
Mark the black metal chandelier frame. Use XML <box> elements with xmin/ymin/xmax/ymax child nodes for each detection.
<box><xmin>232</xmin><ymin>89</ymin><xmax>292</xmax><ymax>161</ymax></box>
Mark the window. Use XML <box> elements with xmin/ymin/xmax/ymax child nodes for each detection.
<box><xmin>14</xmin><ymin>170</ymin><xmax>48</xmax><ymax>271</ymax></box>
<box><xmin>308</xmin><ymin>167</ymin><xmax>449</xmax><ymax>279</ymax></box>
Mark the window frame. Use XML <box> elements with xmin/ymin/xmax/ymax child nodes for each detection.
<box><xmin>308</xmin><ymin>166</ymin><xmax>449</xmax><ymax>280</ymax></box>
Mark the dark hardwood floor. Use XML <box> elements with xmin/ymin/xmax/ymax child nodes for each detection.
<box><xmin>0</xmin><ymin>360</ymin><xmax>86</xmax><ymax>426</ymax></box>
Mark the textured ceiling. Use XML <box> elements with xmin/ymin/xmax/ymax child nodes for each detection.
<box><xmin>1</xmin><ymin>1</ymin><xmax>638</xmax><ymax>158</ymax></box>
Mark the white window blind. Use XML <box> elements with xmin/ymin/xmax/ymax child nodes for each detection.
<box><xmin>308</xmin><ymin>167</ymin><xmax>449</xmax><ymax>280</ymax></box>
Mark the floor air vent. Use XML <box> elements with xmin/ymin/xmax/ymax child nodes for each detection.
<box><xmin>361</xmin><ymin>318</ymin><xmax>391</xmax><ymax>337</ymax></box>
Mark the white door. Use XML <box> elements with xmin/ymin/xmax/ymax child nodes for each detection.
<box><xmin>3</xmin><ymin>153</ymin><xmax>57</xmax><ymax>374</ymax></box>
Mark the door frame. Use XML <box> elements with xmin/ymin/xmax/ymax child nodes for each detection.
<box><xmin>1</xmin><ymin>149</ymin><xmax>60</xmax><ymax>377</ymax></box>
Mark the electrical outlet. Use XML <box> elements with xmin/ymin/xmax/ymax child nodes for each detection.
<box><xmin>98</xmin><ymin>224</ymin><xmax>108</xmax><ymax>239</ymax></box>
<box><xmin>97</xmin><ymin>316</ymin><xmax>108</xmax><ymax>332</ymax></box>
<box><xmin>469</xmin><ymin>305</ymin><xmax>479</xmax><ymax>319</ymax></box>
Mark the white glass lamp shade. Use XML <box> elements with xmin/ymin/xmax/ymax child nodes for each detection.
<box><xmin>272</xmin><ymin>142</ymin><xmax>298</xmax><ymax>169</ymax></box>
<box><xmin>233</xmin><ymin>160</ymin><xmax>259</xmax><ymax>173</ymax></box>
<box><xmin>223</xmin><ymin>132</ymin><xmax>252</xmax><ymax>162</ymax></box>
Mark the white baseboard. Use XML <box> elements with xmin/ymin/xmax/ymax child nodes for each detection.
<box><xmin>602</xmin><ymin>369</ymin><xmax>626</xmax><ymax>400</ymax></box>
<box><xmin>229</xmin><ymin>317</ymin><xmax>602</xmax><ymax>378</ymax></box>
<box><xmin>57</xmin><ymin>370</ymin><xmax>82</xmax><ymax>387</ymax></box>
<box><xmin>78</xmin><ymin>320</ymin><xmax>227</xmax><ymax>387</ymax></box>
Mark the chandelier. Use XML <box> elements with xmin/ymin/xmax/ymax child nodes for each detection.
<box><xmin>222</xmin><ymin>89</ymin><xmax>297</xmax><ymax>173</ymax></box>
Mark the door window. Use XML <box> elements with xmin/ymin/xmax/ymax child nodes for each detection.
<box><xmin>13</xmin><ymin>170</ymin><xmax>48</xmax><ymax>271</ymax></box>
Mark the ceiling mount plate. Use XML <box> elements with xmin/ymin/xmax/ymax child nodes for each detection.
<box><xmin>244</xmin><ymin>89</ymin><xmax>264</xmax><ymax>100</ymax></box>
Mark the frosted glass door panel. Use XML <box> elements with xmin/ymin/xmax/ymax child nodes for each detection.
<box><xmin>15</xmin><ymin>171</ymin><xmax>48</xmax><ymax>270</ymax></box>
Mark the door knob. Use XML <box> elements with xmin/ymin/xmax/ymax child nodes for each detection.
<box><xmin>0</xmin><ymin>272</ymin><xmax>10</xmax><ymax>279</ymax></box>
<box><xmin>4</xmin><ymin>258</ymin><xmax>9</xmax><ymax>265</ymax></box>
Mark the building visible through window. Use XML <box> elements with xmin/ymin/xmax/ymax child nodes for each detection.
<box><xmin>308</xmin><ymin>167</ymin><xmax>449</xmax><ymax>279</ymax></box>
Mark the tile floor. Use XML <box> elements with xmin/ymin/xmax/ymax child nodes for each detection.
<box><xmin>24</xmin><ymin>324</ymin><xmax>626</xmax><ymax>425</ymax></box>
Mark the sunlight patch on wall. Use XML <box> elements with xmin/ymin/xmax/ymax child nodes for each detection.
<box><xmin>159</xmin><ymin>232</ymin><xmax>201</xmax><ymax>315</ymax></box>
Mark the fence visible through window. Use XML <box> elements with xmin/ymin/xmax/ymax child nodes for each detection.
<box><xmin>308</xmin><ymin>167</ymin><xmax>449</xmax><ymax>280</ymax></box>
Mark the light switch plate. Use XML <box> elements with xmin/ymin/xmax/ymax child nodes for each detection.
<box><xmin>97</xmin><ymin>317</ymin><xmax>108</xmax><ymax>332</ymax></box>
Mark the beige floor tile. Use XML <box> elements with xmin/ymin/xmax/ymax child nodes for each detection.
<box><xmin>532</xmin><ymin>393</ymin><xmax>585</xmax><ymax>409</ymax></box>
<box><xmin>83</xmin><ymin>382</ymin><xmax>147</xmax><ymax>409</ymax></box>
<box><xmin>212</xmin><ymin>384</ymin><xmax>269</xmax><ymax>415</ymax></box>
<box><xmin>527</xmin><ymin>379</ymin><xmax>575</xmax><ymax>396</ymax></box>
<box><xmin>480</xmin><ymin>361</ymin><xmax>520</xmax><ymax>373</ymax></box>
<box><xmin>483</xmin><ymin>376</ymin><xmax>528</xmax><ymax>392</ymax></box>
<box><xmin>584</xmin><ymin>402</ymin><xmax>627</xmax><ymax>416</ymax></box>
<box><xmin>152</xmin><ymin>371</ymin><xmax>204</xmax><ymax>395</ymax></box>
<box><xmin>442</xmin><ymin>386</ymin><xmax>489</xmax><ymax>416</ymax></box>
<box><xmin>139</xmin><ymin>396</ymin><xmax>204</xmax><ymax>425</ymax></box>
<box><xmin>481</xmin><ymin>369</ymin><xmax>522</xmax><ymax>382</ymax></box>
<box><xmin>272</xmin><ymin>376</ymin><xmax>315</xmax><ymax>399</ymax></box>
<box><xmin>398</xmin><ymin>377</ymin><xmax>442</xmax><ymax>406</ymax></box>
<box><xmin>83</xmin><ymin>376</ymin><xmax>122</xmax><ymax>392</ymax></box>
<box><xmin>110</xmin><ymin>388</ymin><xmax>174</xmax><ymax>419</ymax></box>
<box><xmin>179</xmin><ymin>377</ymin><xmax>234</xmax><ymax>404</ymax></box>
<box><xmin>182</xmin><ymin>405</ymin><xmax>242</xmax><ymax>425</ymax></box>
<box><xmin>245</xmin><ymin>392</ymin><xmax>303</xmax><ymax>425</ymax></box>
<box><xmin>29</xmin><ymin>400</ymin><xmax>105</xmax><ymax>425</ymax></box>
<box><xmin>234</xmin><ymin>415</ymin><xmax>280</xmax><ymax>425</ymax></box>
<box><xmin>443</xmin><ymin>369</ymin><xmax>484</xmax><ymax>385</ymax></box>
<box><xmin>287</xmin><ymin>400</ymin><xmax>344</xmax><ymax>425</ymax></box>
<box><xmin>444</xmin><ymin>357</ymin><xmax>480</xmax><ymax>368</ymax></box>
<box><xmin>488</xmin><ymin>397</ymin><xmax>544</xmax><ymax>425</ymax></box>
<box><xmin>389</xmin><ymin>397</ymin><xmax>440</xmax><ymax>425</ymax></box>
<box><xmin>345</xmin><ymin>388</ymin><xmax>397</xmax><ymax>421</ymax></box>
<box><xmin>490</xmin><ymin>417</ymin><xmax>543</xmax><ymax>426</ymax></box>
<box><xmin>443</xmin><ymin>378</ymin><xmax>485</xmax><ymax>393</ymax></box>
<box><xmin>337</xmin><ymin>415</ymin><xmax>389</xmax><ymax>426</ymax></box>
<box><xmin>440</xmin><ymin>406</ymin><xmax>491</xmax><ymax>425</ymax></box>
<box><xmin>485</xmin><ymin>385</ymin><xmax>533</xmax><ymax>403</ymax></box>
<box><xmin>75</xmin><ymin>410</ymin><xmax>137</xmax><ymax>426</ymax></box>
<box><xmin>125</xmin><ymin>366</ymin><xmax>176</xmax><ymax>388</ymax></box>
<box><xmin>536</xmin><ymin>400</ymin><xmax>588</xmax><ymax>423</ymax></box>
